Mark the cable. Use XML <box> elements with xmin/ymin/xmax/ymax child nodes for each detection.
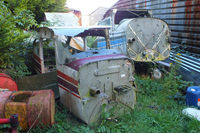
<box><xmin>27</xmin><ymin>105</ymin><xmax>43</xmax><ymax>133</ymax></box>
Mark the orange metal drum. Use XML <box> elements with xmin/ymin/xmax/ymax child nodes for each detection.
<box><xmin>0</xmin><ymin>73</ymin><xmax>18</xmax><ymax>91</ymax></box>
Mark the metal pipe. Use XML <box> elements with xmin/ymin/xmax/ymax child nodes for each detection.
<box><xmin>171</xmin><ymin>53</ymin><xmax>200</xmax><ymax>66</ymax></box>
<box><xmin>170</xmin><ymin>55</ymin><xmax>200</xmax><ymax>70</ymax></box>
<box><xmin>0</xmin><ymin>118</ymin><xmax>10</xmax><ymax>124</ymax></box>
<box><xmin>84</xmin><ymin>37</ymin><xmax>87</xmax><ymax>51</ymax></box>
<box><xmin>111</xmin><ymin>9</ymin><xmax>117</xmax><ymax>31</ymax></box>
<box><xmin>170</xmin><ymin>57</ymin><xmax>200</xmax><ymax>73</ymax></box>
<box><xmin>90</xmin><ymin>88</ymin><xmax>101</xmax><ymax>96</ymax></box>
<box><xmin>0</xmin><ymin>114</ymin><xmax>18</xmax><ymax>133</ymax></box>
<box><xmin>105</xmin><ymin>29</ymin><xmax>111</xmax><ymax>49</ymax></box>
<box><xmin>39</xmin><ymin>38</ymin><xmax>45</xmax><ymax>73</ymax></box>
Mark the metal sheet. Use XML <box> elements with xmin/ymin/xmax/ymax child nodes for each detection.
<box><xmin>48</xmin><ymin>26</ymin><xmax>111</xmax><ymax>37</ymax></box>
<box><xmin>44</xmin><ymin>13</ymin><xmax>111</xmax><ymax>37</ymax></box>
<box><xmin>49</xmin><ymin>27</ymin><xmax>86</xmax><ymax>36</ymax></box>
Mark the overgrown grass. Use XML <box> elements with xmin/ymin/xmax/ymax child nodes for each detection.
<box><xmin>29</xmin><ymin>67</ymin><xmax>200</xmax><ymax>133</ymax></box>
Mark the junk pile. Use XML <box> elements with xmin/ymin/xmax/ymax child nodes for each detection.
<box><xmin>0</xmin><ymin>9</ymin><xmax>172</xmax><ymax>127</ymax></box>
<box><xmin>35</xmin><ymin>26</ymin><xmax>137</xmax><ymax>124</ymax></box>
<box><xmin>0</xmin><ymin>90</ymin><xmax>55</xmax><ymax>131</ymax></box>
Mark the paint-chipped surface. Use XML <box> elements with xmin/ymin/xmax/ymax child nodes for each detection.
<box><xmin>5</xmin><ymin>102</ymin><xmax>28</xmax><ymax>130</ymax></box>
<box><xmin>28</xmin><ymin>90</ymin><xmax>55</xmax><ymax>128</ymax></box>
<box><xmin>57</xmin><ymin>49</ymin><xmax>136</xmax><ymax>124</ymax></box>
<box><xmin>0</xmin><ymin>90</ymin><xmax>55</xmax><ymax>131</ymax></box>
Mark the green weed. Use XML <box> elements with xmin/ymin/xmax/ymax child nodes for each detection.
<box><xmin>28</xmin><ymin>65</ymin><xmax>199</xmax><ymax>133</ymax></box>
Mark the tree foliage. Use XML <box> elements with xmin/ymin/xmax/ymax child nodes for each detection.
<box><xmin>0</xmin><ymin>0</ymin><xmax>67</xmax><ymax>78</ymax></box>
<box><xmin>0</xmin><ymin>1</ymin><xmax>37</xmax><ymax>78</ymax></box>
<box><xmin>4</xmin><ymin>0</ymin><xmax>67</xmax><ymax>22</ymax></box>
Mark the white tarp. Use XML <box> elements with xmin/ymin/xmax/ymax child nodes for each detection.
<box><xmin>182</xmin><ymin>108</ymin><xmax>200</xmax><ymax>121</ymax></box>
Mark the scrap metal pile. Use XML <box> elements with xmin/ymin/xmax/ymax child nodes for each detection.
<box><xmin>0</xmin><ymin>9</ymin><xmax>171</xmax><ymax>131</ymax></box>
<box><xmin>35</xmin><ymin>9</ymin><xmax>171</xmax><ymax>123</ymax></box>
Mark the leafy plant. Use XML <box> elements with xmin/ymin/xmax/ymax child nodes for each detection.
<box><xmin>87</xmin><ymin>36</ymin><xmax>97</xmax><ymax>48</ymax></box>
<box><xmin>5</xmin><ymin>0</ymin><xmax>67</xmax><ymax>23</ymax></box>
<box><xmin>0</xmin><ymin>1</ymin><xmax>36</xmax><ymax>79</ymax></box>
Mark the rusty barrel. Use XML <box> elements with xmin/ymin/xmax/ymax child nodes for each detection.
<box><xmin>0</xmin><ymin>73</ymin><xmax>18</xmax><ymax>91</ymax></box>
<box><xmin>28</xmin><ymin>90</ymin><xmax>55</xmax><ymax>128</ymax></box>
<box><xmin>0</xmin><ymin>90</ymin><xmax>55</xmax><ymax>130</ymax></box>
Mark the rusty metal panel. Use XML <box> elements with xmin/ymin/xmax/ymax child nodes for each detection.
<box><xmin>110</xmin><ymin>0</ymin><xmax>200</xmax><ymax>54</ymax></box>
<box><xmin>171</xmin><ymin>32</ymin><xmax>200</xmax><ymax>40</ymax></box>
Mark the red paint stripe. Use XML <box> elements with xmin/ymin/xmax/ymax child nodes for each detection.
<box><xmin>57</xmin><ymin>77</ymin><xmax>79</xmax><ymax>94</ymax></box>
<box><xmin>34</xmin><ymin>66</ymin><xmax>41</xmax><ymax>73</ymax></box>
<box><xmin>66</xmin><ymin>54</ymin><xmax>127</xmax><ymax>70</ymax></box>
<box><xmin>32</xmin><ymin>59</ymin><xmax>42</xmax><ymax>73</ymax></box>
<box><xmin>58</xmin><ymin>84</ymin><xmax>80</xmax><ymax>99</ymax></box>
<box><xmin>57</xmin><ymin>70</ymin><xmax>78</xmax><ymax>86</ymax></box>
<box><xmin>33</xmin><ymin>53</ymin><xmax>41</xmax><ymax>63</ymax></box>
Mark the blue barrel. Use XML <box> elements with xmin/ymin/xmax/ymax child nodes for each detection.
<box><xmin>186</xmin><ymin>86</ymin><xmax>200</xmax><ymax>107</ymax></box>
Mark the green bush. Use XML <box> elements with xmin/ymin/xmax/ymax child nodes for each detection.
<box><xmin>0</xmin><ymin>1</ymin><xmax>37</xmax><ymax>79</ymax></box>
<box><xmin>5</xmin><ymin>0</ymin><xmax>67</xmax><ymax>23</ymax></box>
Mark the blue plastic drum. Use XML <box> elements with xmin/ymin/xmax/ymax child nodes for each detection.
<box><xmin>186</xmin><ymin>86</ymin><xmax>200</xmax><ymax>107</ymax></box>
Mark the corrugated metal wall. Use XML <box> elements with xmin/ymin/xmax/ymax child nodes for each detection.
<box><xmin>110</xmin><ymin>0</ymin><xmax>200</xmax><ymax>55</ymax></box>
